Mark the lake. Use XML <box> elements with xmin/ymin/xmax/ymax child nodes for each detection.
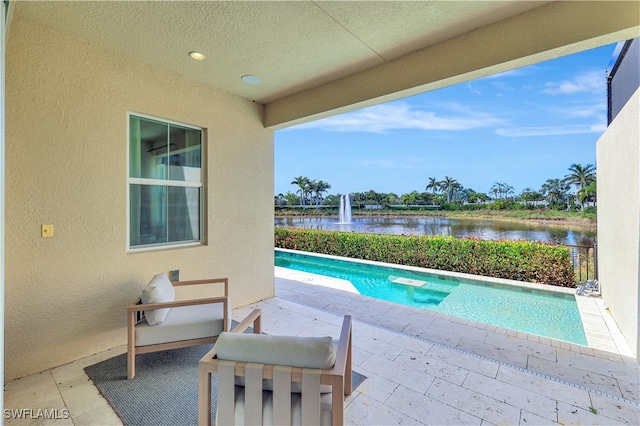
<box><xmin>274</xmin><ymin>216</ymin><xmax>596</xmax><ymax>246</ymax></box>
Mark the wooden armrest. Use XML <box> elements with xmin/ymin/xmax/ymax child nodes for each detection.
<box><xmin>332</xmin><ymin>315</ymin><xmax>352</xmax><ymax>395</ymax></box>
<box><xmin>172</xmin><ymin>277</ymin><xmax>228</xmax><ymax>297</ymax></box>
<box><xmin>128</xmin><ymin>296</ymin><xmax>228</xmax><ymax>313</ymax></box>
<box><xmin>230</xmin><ymin>309</ymin><xmax>262</xmax><ymax>334</ymax></box>
<box><xmin>200</xmin><ymin>309</ymin><xmax>262</xmax><ymax>362</ymax></box>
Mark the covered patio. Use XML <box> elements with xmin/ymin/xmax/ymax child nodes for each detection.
<box><xmin>2</xmin><ymin>1</ymin><xmax>640</xmax><ymax>424</ymax></box>
<box><xmin>4</xmin><ymin>275</ymin><xmax>639</xmax><ymax>424</ymax></box>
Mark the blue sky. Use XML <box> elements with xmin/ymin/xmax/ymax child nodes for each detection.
<box><xmin>275</xmin><ymin>43</ymin><xmax>619</xmax><ymax>197</ymax></box>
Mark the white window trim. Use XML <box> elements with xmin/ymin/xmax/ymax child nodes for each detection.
<box><xmin>126</xmin><ymin>112</ymin><xmax>205</xmax><ymax>253</ymax></box>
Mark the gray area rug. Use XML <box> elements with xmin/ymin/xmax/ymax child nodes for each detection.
<box><xmin>84</xmin><ymin>344</ymin><xmax>366</xmax><ymax>426</ymax></box>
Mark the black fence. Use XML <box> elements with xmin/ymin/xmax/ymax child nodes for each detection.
<box><xmin>568</xmin><ymin>244</ymin><xmax>597</xmax><ymax>284</ymax></box>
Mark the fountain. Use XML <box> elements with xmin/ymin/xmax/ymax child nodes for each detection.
<box><xmin>338</xmin><ymin>194</ymin><xmax>352</xmax><ymax>224</ymax></box>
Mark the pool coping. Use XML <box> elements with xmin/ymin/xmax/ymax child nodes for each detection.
<box><xmin>275</xmin><ymin>248</ymin><xmax>634</xmax><ymax>357</ymax></box>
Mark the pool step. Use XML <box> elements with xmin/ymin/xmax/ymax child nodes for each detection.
<box><xmin>389</xmin><ymin>276</ymin><xmax>427</xmax><ymax>287</ymax></box>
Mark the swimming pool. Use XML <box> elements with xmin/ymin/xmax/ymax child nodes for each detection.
<box><xmin>275</xmin><ymin>249</ymin><xmax>588</xmax><ymax>346</ymax></box>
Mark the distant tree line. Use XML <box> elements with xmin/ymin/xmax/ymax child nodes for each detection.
<box><xmin>275</xmin><ymin>163</ymin><xmax>596</xmax><ymax>212</ymax></box>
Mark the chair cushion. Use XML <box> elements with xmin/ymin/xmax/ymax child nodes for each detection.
<box><xmin>135</xmin><ymin>302</ymin><xmax>229</xmax><ymax>347</ymax></box>
<box><xmin>141</xmin><ymin>273</ymin><xmax>175</xmax><ymax>325</ymax></box>
<box><xmin>214</xmin><ymin>333</ymin><xmax>336</xmax><ymax>369</ymax></box>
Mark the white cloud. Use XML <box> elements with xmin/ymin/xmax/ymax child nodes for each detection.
<box><xmin>546</xmin><ymin>102</ymin><xmax>606</xmax><ymax>118</ymax></box>
<box><xmin>467</xmin><ymin>83</ymin><xmax>481</xmax><ymax>95</ymax></box>
<box><xmin>496</xmin><ymin>123</ymin><xmax>606</xmax><ymax>137</ymax></box>
<box><xmin>291</xmin><ymin>102</ymin><xmax>504</xmax><ymax>133</ymax></box>
<box><xmin>543</xmin><ymin>70</ymin><xmax>606</xmax><ymax>95</ymax></box>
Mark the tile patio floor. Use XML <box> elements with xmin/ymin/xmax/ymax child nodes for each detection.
<box><xmin>4</xmin><ymin>273</ymin><xmax>640</xmax><ymax>425</ymax></box>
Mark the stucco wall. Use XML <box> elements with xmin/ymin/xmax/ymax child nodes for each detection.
<box><xmin>596</xmin><ymin>88</ymin><xmax>640</xmax><ymax>357</ymax></box>
<box><xmin>5</xmin><ymin>18</ymin><xmax>275</xmax><ymax>380</ymax></box>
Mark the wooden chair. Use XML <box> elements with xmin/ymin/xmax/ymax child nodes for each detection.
<box><xmin>127</xmin><ymin>276</ymin><xmax>230</xmax><ymax>379</ymax></box>
<box><xmin>198</xmin><ymin>309</ymin><xmax>353</xmax><ymax>425</ymax></box>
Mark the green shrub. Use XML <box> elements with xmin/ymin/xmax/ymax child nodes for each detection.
<box><xmin>274</xmin><ymin>228</ymin><xmax>575</xmax><ymax>287</ymax></box>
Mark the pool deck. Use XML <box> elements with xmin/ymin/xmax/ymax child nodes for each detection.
<box><xmin>275</xmin><ymin>248</ymin><xmax>634</xmax><ymax>357</ymax></box>
<box><xmin>4</xmin><ymin>270</ymin><xmax>638</xmax><ymax>425</ymax></box>
<box><xmin>268</xmin><ymin>270</ymin><xmax>640</xmax><ymax>424</ymax></box>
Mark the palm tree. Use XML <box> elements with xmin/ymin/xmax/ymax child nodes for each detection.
<box><xmin>426</xmin><ymin>177</ymin><xmax>439</xmax><ymax>194</ymax></box>
<box><xmin>491</xmin><ymin>182</ymin><xmax>513</xmax><ymax>199</ymax></box>
<box><xmin>438</xmin><ymin>176</ymin><xmax>459</xmax><ymax>203</ymax></box>
<box><xmin>290</xmin><ymin>176</ymin><xmax>310</xmax><ymax>208</ymax></box>
<box><xmin>565</xmin><ymin>163</ymin><xmax>596</xmax><ymax>210</ymax></box>
<box><xmin>310</xmin><ymin>180</ymin><xmax>331</xmax><ymax>207</ymax></box>
<box><xmin>578</xmin><ymin>181</ymin><xmax>597</xmax><ymax>208</ymax></box>
<box><xmin>540</xmin><ymin>178</ymin><xmax>571</xmax><ymax>209</ymax></box>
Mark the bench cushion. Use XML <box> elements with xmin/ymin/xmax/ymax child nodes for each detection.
<box><xmin>141</xmin><ymin>273</ymin><xmax>175</xmax><ymax>325</ymax></box>
<box><xmin>214</xmin><ymin>333</ymin><xmax>336</xmax><ymax>369</ymax></box>
<box><xmin>135</xmin><ymin>302</ymin><xmax>229</xmax><ymax>347</ymax></box>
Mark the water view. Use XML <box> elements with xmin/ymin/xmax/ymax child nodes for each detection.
<box><xmin>274</xmin><ymin>216</ymin><xmax>596</xmax><ymax>246</ymax></box>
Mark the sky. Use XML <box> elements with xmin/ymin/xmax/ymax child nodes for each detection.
<box><xmin>274</xmin><ymin>43</ymin><xmax>620</xmax><ymax>198</ymax></box>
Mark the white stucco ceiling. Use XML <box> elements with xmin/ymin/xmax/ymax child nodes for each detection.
<box><xmin>12</xmin><ymin>1</ymin><xmax>640</xmax><ymax>128</ymax></box>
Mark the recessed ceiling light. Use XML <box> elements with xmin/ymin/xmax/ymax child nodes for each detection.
<box><xmin>241</xmin><ymin>75</ymin><xmax>261</xmax><ymax>85</ymax></box>
<box><xmin>189</xmin><ymin>51</ymin><xmax>206</xmax><ymax>60</ymax></box>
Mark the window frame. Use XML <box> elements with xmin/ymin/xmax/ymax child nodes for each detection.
<box><xmin>126</xmin><ymin>112</ymin><xmax>206</xmax><ymax>252</ymax></box>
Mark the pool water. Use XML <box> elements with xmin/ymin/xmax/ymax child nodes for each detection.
<box><xmin>275</xmin><ymin>250</ymin><xmax>588</xmax><ymax>346</ymax></box>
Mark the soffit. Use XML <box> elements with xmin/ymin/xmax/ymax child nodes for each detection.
<box><xmin>13</xmin><ymin>0</ymin><xmax>549</xmax><ymax>104</ymax></box>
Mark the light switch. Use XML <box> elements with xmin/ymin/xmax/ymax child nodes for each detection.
<box><xmin>42</xmin><ymin>224</ymin><xmax>54</xmax><ymax>238</ymax></box>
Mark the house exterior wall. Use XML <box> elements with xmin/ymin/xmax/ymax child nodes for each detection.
<box><xmin>608</xmin><ymin>38</ymin><xmax>640</xmax><ymax>123</ymax></box>
<box><xmin>596</xmin><ymin>88</ymin><xmax>640</xmax><ymax>357</ymax></box>
<box><xmin>4</xmin><ymin>18</ymin><xmax>275</xmax><ymax>380</ymax></box>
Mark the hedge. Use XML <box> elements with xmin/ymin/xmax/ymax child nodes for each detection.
<box><xmin>274</xmin><ymin>228</ymin><xmax>575</xmax><ymax>287</ymax></box>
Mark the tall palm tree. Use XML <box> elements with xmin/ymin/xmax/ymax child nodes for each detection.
<box><xmin>426</xmin><ymin>177</ymin><xmax>439</xmax><ymax>194</ymax></box>
<box><xmin>290</xmin><ymin>176</ymin><xmax>310</xmax><ymax>208</ymax></box>
<box><xmin>438</xmin><ymin>176</ymin><xmax>459</xmax><ymax>203</ymax></box>
<box><xmin>310</xmin><ymin>180</ymin><xmax>331</xmax><ymax>207</ymax></box>
<box><xmin>564</xmin><ymin>163</ymin><xmax>596</xmax><ymax>210</ymax></box>
<box><xmin>541</xmin><ymin>178</ymin><xmax>571</xmax><ymax>209</ymax></box>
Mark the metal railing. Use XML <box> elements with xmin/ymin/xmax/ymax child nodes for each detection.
<box><xmin>568</xmin><ymin>244</ymin><xmax>597</xmax><ymax>284</ymax></box>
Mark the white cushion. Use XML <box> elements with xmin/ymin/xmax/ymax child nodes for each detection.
<box><xmin>135</xmin><ymin>302</ymin><xmax>230</xmax><ymax>346</ymax></box>
<box><xmin>214</xmin><ymin>333</ymin><xmax>336</xmax><ymax>369</ymax></box>
<box><xmin>141</xmin><ymin>273</ymin><xmax>175</xmax><ymax>325</ymax></box>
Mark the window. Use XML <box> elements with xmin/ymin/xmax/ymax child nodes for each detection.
<box><xmin>128</xmin><ymin>114</ymin><xmax>204</xmax><ymax>250</ymax></box>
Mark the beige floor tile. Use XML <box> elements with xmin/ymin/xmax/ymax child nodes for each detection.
<box><xmin>484</xmin><ymin>332</ymin><xmax>558</xmax><ymax>362</ymax></box>
<box><xmin>353</xmin><ymin>334</ymin><xmax>405</xmax><ymax>361</ymax></box>
<box><xmin>456</xmin><ymin>337</ymin><xmax>529</xmax><ymax>368</ymax></box>
<box><xmin>345</xmin><ymin>393</ymin><xmax>422</xmax><ymax>425</ymax></box>
<box><xmin>3</xmin><ymin>372</ymin><xmax>66</xmax><ymax>417</ymax></box>
<box><xmin>360</xmin><ymin>354</ymin><xmax>435</xmax><ymax>394</ymax></box>
<box><xmin>588</xmin><ymin>393</ymin><xmax>640</xmax><ymax>425</ymax></box>
<box><xmin>426</xmin><ymin>378</ymin><xmax>522</xmax><ymax>425</ymax></box>
<box><xmin>462</xmin><ymin>371</ymin><xmax>558</xmax><ymax>422</ymax></box>
<box><xmin>496</xmin><ymin>365</ymin><xmax>592</xmax><ymax>408</ymax></box>
<box><xmin>71</xmin><ymin>402</ymin><xmax>123</xmax><ymax>426</ymax></box>
<box><xmin>519</xmin><ymin>409</ymin><xmax>557</xmax><ymax>425</ymax></box>
<box><xmin>387</xmin><ymin>384</ymin><xmax>482</xmax><ymax>425</ymax></box>
<box><xmin>526</xmin><ymin>355</ymin><xmax>624</xmax><ymax>397</ymax></box>
<box><xmin>395</xmin><ymin>349</ymin><xmax>469</xmax><ymax>386</ymax></box>
<box><xmin>349</xmin><ymin>367</ymin><xmax>399</xmax><ymax>404</ymax></box>
<box><xmin>425</xmin><ymin>345</ymin><xmax>500</xmax><ymax>379</ymax></box>
<box><xmin>556</xmin><ymin>400</ymin><xmax>626</xmax><ymax>425</ymax></box>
